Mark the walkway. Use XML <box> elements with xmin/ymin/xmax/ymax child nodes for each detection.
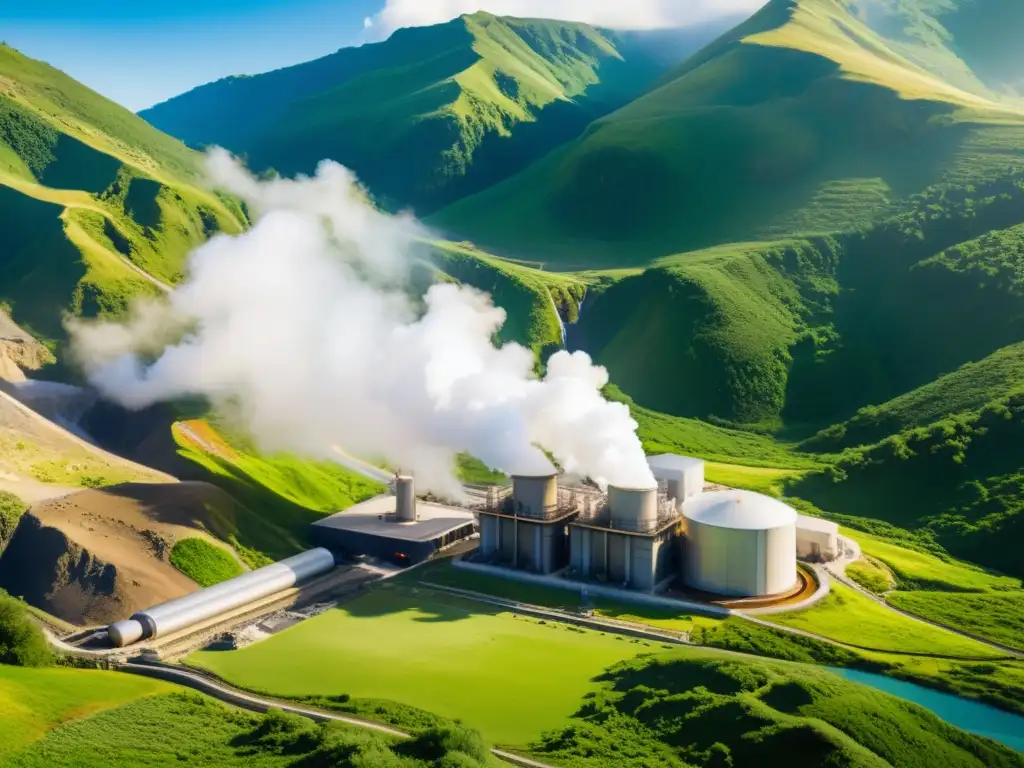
<box><xmin>119</xmin><ymin>662</ymin><xmax>555</xmax><ymax>768</ymax></box>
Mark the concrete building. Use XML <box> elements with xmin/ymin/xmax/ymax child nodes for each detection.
<box><xmin>311</xmin><ymin>476</ymin><xmax>476</xmax><ymax>565</ymax></box>
<box><xmin>682</xmin><ymin>490</ymin><xmax>798</xmax><ymax>597</ymax></box>
<box><xmin>647</xmin><ymin>454</ymin><xmax>705</xmax><ymax>505</ymax></box>
<box><xmin>796</xmin><ymin>514</ymin><xmax>840</xmax><ymax>561</ymax></box>
<box><xmin>476</xmin><ymin>474</ymin><xmax>581</xmax><ymax>574</ymax></box>
<box><xmin>569</xmin><ymin>485</ymin><xmax>682</xmax><ymax>592</ymax></box>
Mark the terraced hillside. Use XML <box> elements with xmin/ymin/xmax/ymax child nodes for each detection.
<box><xmin>141</xmin><ymin>14</ymin><xmax>728</xmax><ymax>214</ymax></box>
<box><xmin>0</xmin><ymin>44</ymin><xmax>245</xmax><ymax>368</ymax></box>
<box><xmin>431</xmin><ymin>0</ymin><xmax>1024</xmax><ymax>265</ymax></box>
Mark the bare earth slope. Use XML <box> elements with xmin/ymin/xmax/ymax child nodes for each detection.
<box><xmin>0</xmin><ymin>482</ymin><xmax>245</xmax><ymax>625</ymax></box>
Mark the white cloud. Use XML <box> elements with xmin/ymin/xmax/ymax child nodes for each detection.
<box><xmin>370</xmin><ymin>0</ymin><xmax>764</xmax><ymax>34</ymax></box>
<box><xmin>70</xmin><ymin>151</ymin><xmax>655</xmax><ymax>498</ymax></box>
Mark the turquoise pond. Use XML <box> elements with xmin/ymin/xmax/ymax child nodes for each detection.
<box><xmin>831</xmin><ymin>668</ymin><xmax>1023</xmax><ymax>753</ymax></box>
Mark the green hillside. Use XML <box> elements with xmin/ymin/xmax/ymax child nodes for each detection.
<box><xmin>793</xmin><ymin>391</ymin><xmax>1024</xmax><ymax>578</ymax></box>
<box><xmin>804</xmin><ymin>341</ymin><xmax>1024</xmax><ymax>452</ymax></box>
<box><xmin>0</xmin><ymin>44</ymin><xmax>244</xmax><ymax>365</ymax></box>
<box><xmin>533</xmin><ymin>651</ymin><xmax>1022</xmax><ymax>768</ymax></box>
<box><xmin>140</xmin><ymin>14</ymin><xmax>724</xmax><ymax>215</ymax></box>
<box><xmin>430</xmin><ymin>0</ymin><xmax>1024</xmax><ymax>265</ymax></box>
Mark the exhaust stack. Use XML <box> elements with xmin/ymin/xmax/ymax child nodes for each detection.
<box><xmin>395</xmin><ymin>475</ymin><xmax>417</xmax><ymax>522</ymax></box>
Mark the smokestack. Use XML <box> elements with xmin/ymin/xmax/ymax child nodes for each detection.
<box><xmin>395</xmin><ymin>475</ymin><xmax>416</xmax><ymax>522</ymax></box>
<box><xmin>609</xmin><ymin>485</ymin><xmax>658</xmax><ymax>531</ymax></box>
<box><xmin>512</xmin><ymin>474</ymin><xmax>558</xmax><ymax>519</ymax></box>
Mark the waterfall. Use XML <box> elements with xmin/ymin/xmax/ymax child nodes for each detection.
<box><xmin>548</xmin><ymin>290</ymin><xmax>568</xmax><ymax>348</ymax></box>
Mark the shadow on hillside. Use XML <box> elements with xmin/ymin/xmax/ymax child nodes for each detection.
<box><xmin>37</xmin><ymin>133</ymin><xmax>122</xmax><ymax>193</ymax></box>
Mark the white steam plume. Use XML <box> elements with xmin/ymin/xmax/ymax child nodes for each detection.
<box><xmin>69</xmin><ymin>150</ymin><xmax>656</xmax><ymax>497</ymax></box>
<box><xmin>367</xmin><ymin>0</ymin><xmax>766</xmax><ymax>34</ymax></box>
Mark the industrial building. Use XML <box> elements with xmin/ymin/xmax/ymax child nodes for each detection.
<box><xmin>647</xmin><ymin>454</ymin><xmax>705</xmax><ymax>504</ymax></box>
<box><xmin>568</xmin><ymin>485</ymin><xmax>682</xmax><ymax>591</ymax></box>
<box><xmin>108</xmin><ymin>548</ymin><xmax>336</xmax><ymax>647</ymax></box>
<box><xmin>311</xmin><ymin>476</ymin><xmax>476</xmax><ymax>565</ymax></box>
<box><xmin>796</xmin><ymin>514</ymin><xmax>840</xmax><ymax>561</ymax></box>
<box><xmin>475</xmin><ymin>474</ymin><xmax>587</xmax><ymax>574</ymax></box>
<box><xmin>682</xmin><ymin>490</ymin><xmax>798</xmax><ymax>597</ymax></box>
<box><xmin>471</xmin><ymin>454</ymin><xmax>809</xmax><ymax>602</ymax></box>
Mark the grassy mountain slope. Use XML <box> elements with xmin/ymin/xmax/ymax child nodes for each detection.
<box><xmin>803</xmin><ymin>341</ymin><xmax>1024</xmax><ymax>452</ymax></box>
<box><xmin>430</xmin><ymin>0</ymin><xmax>1024</xmax><ymax>266</ymax></box>
<box><xmin>564</xmin><ymin>166</ymin><xmax>1024</xmax><ymax>429</ymax></box>
<box><xmin>793</xmin><ymin>391</ymin><xmax>1024</xmax><ymax>578</ymax></box>
<box><xmin>429</xmin><ymin>240</ymin><xmax>586</xmax><ymax>355</ymax></box>
<box><xmin>141</xmin><ymin>14</ymin><xmax>726</xmax><ymax>215</ymax></box>
<box><xmin>0</xmin><ymin>45</ymin><xmax>244</xmax><ymax>364</ymax></box>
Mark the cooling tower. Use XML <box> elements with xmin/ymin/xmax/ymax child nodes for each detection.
<box><xmin>511</xmin><ymin>474</ymin><xmax>558</xmax><ymax>519</ymax></box>
<box><xmin>395</xmin><ymin>475</ymin><xmax>417</xmax><ymax>522</ymax></box>
<box><xmin>608</xmin><ymin>485</ymin><xmax>659</xmax><ymax>531</ymax></box>
<box><xmin>683</xmin><ymin>491</ymin><xmax>797</xmax><ymax>597</ymax></box>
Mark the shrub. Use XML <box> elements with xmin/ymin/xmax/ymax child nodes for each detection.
<box><xmin>169</xmin><ymin>538</ymin><xmax>243</xmax><ymax>587</ymax></box>
<box><xmin>0</xmin><ymin>588</ymin><xmax>52</xmax><ymax>666</ymax></box>
<box><xmin>0</xmin><ymin>491</ymin><xmax>26</xmax><ymax>543</ymax></box>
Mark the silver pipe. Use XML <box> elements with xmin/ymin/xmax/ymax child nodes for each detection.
<box><xmin>108</xmin><ymin>548</ymin><xmax>335</xmax><ymax>647</ymax></box>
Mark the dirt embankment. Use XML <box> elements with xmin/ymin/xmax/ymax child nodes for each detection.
<box><xmin>0</xmin><ymin>482</ymin><xmax>247</xmax><ymax>626</ymax></box>
<box><xmin>0</xmin><ymin>311</ymin><xmax>52</xmax><ymax>382</ymax></box>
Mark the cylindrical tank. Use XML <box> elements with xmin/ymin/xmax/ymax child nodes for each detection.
<box><xmin>608</xmin><ymin>485</ymin><xmax>658</xmax><ymax>531</ymax></box>
<box><xmin>682</xmin><ymin>491</ymin><xmax>797</xmax><ymax>597</ymax></box>
<box><xmin>107</xmin><ymin>548</ymin><xmax>336</xmax><ymax>647</ymax></box>
<box><xmin>395</xmin><ymin>475</ymin><xmax>416</xmax><ymax>522</ymax></box>
<box><xmin>511</xmin><ymin>474</ymin><xmax>557</xmax><ymax>519</ymax></box>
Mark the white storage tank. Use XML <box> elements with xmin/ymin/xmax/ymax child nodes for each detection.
<box><xmin>682</xmin><ymin>491</ymin><xmax>797</xmax><ymax>597</ymax></box>
<box><xmin>647</xmin><ymin>454</ymin><xmax>705</xmax><ymax>505</ymax></box>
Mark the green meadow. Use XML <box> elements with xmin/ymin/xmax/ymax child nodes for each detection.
<box><xmin>189</xmin><ymin>584</ymin><xmax>654</xmax><ymax>746</ymax></box>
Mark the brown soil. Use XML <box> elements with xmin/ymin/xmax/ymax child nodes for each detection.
<box><xmin>0</xmin><ymin>482</ymin><xmax>247</xmax><ymax>626</ymax></box>
<box><xmin>0</xmin><ymin>311</ymin><xmax>52</xmax><ymax>382</ymax></box>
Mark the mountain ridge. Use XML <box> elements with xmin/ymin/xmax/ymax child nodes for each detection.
<box><xmin>139</xmin><ymin>13</ymin><xmax>732</xmax><ymax>214</ymax></box>
<box><xmin>429</xmin><ymin>0</ymin><xmax>1024</xmax><ymax>265</ymax></box>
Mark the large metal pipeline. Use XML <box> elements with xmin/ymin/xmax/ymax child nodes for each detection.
<box><xmin>107</xmin><ymin>548</ymin><xmax>336</xmax><ymax>647</ymax></box>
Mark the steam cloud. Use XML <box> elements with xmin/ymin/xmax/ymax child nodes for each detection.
<box><xmin>69</xmin><ymin>150</ymin><xmax>656</xmax><ymax>497</ymax></box>
<box><xmin>367</xmin><ymin>0</ymin><xmax>766</xmax><ymax>34</ymax></box>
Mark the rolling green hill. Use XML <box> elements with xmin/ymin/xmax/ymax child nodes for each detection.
<box><xmin>140</xmin><ymin>14</ymin><xmax>727</xmax><ymax>215</ymax></box>
<box><xmin>430</xmin><ymin>0</ymin><xmax>1024</xmax><ymax>265</ymax></box>
<box><xmin>0</xmin><ymin>44</ymin><xmax>245</xmax><ymax>367</ymax></box>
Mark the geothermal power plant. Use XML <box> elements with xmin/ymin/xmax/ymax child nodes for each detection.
<box><xmin>476</xmin><ymin>454</ymin><xmax>837</xmax><ymax>599</ymax></box>
<box><xmin>106</xmin><ymin>453</ymin><xmax>839</xmax><ymax>648</ymax></box>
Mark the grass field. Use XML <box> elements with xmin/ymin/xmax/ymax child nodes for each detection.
<box><xmin>846</xmin><ymin>557</ymin><xmax>896</xmax><ymax>594</ymax></box>
<box><xmin>169</xmin><ymin>538</ymin><xmax>244</xmax><ymax>587</ymax></box>
<box><xmin>886</xmin><ymin>592</ymin><xmax>1024</xmax><ymax>653</ymax></box>
<box><xmin>767</xmin><ymin>582</ymin><xmax>1007</xmax><ymax>659</ymax></box>
<box><xmin>0</xmin><ymin>666</ymin><xmax>170</xmax><ymax>760</ymax></box>
<box><xmin>412</xmin><ymin>559</ymin><xmax>723</xmax><ymax>635</ymax></box>
<box><xmin>188</xmin><ymin>584</ymin><xmax>654</xmax><ymax>746</ymax></box>
<box><xmin>842</xmin><ymin>527</ymin><xmax>1021</xmax><ymax>592</ymax></box>
<box><xmin>704</xmin><ymin>461</ymin><xmax>805</xmax><ymax>495</ymax></box>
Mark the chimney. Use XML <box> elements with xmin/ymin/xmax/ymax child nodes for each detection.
<box><xmin>395</xmin><ymin>475</ymin><xmax>417</xmax><ymax>522</ymax></box>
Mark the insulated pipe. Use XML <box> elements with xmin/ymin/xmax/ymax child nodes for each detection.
<box><xmin>107</xmin><ymin>548</ymin><xmax>336</xmax><ymax>647</ymax></box>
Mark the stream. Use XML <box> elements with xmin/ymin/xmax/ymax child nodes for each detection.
<box><xmin>829</xmin><ymin>668</ymin><xmax>1024</xmax><ymax>752</ymax></box>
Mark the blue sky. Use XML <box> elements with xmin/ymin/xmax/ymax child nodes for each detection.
<box><xmin>3</xmin><ymin>0</ymin><xmax>382</xmax><ymax>111</ymax></box>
